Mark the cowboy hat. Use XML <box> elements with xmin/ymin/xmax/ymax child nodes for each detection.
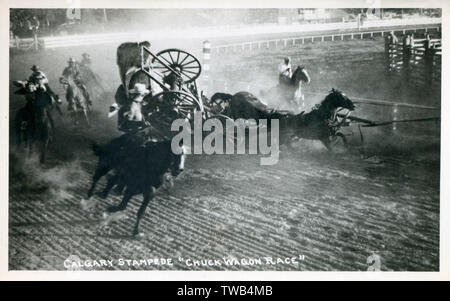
<box><xmin>128</xmin><ymin>83</ymin><xmax>150</xmax><ymax>96</ymax></box>
<box><xmin>68</xmin><ymin>57</ymin><xmax>76</xmax><ymax>63</ymax></box>
<box><xmin>30</xmin><ymin>65</ymin><xmax>40</xmax><ymax>71</ymax></box>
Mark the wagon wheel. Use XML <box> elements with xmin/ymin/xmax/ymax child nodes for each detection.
<box><xmin>151</xmin><ymin>48</ymin><xmax>202</xmax><ymax>83</ymax></box>
<box><xmin>151</xmin><ymin>91</ymin><xmax>203</xmax><ymax>120</ymax></box>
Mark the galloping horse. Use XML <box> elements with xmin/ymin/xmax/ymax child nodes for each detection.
<box><xmin>261</xmin><ymin>66</ymin><xmax>311</xmax><ymax>111</ymax></box>
<box><xmin>220</xmin><ymin>88</ymin><xmax>355</xmax><ymax>151</ymax></box>
<box><xmin>291</xmin><ymin>88</ymin><xmax>355</xmax><ymax>150</ymax></box>
<box><xmin>13</xmin><ymin>81</ymin><xmax>54</xmax><ymax>163</ymax></box>
<box><xmin>60</xmin><ymin>76</ymin><xmax>91</xmax><ymax>126</ymax></box>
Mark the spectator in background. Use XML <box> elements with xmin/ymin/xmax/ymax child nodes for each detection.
<box><xmin>29</xmin><ymin>15</ymin><xmax>40</xmax><ymax>36</ymax></box>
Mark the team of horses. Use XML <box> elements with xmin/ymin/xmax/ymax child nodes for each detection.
<box><xmin>13</xmin><ymin>42</ymin><xmax>357</xmax><ymax>235</ymax></box>
<box><xmin>84</xmin><ymin>87</ymin><xmax>355</xmax><ymax>235</ymax></box>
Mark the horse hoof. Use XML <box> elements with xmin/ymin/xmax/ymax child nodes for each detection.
<box><xmin>132</xmin><ymin>229</ymin><xmax>139</xmax><ymax>236</ymax></box>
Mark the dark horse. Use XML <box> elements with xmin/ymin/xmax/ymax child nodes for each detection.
<box><xmin>220</xmin><ymin>88</ymin><xmax>355</xmax><ymax>150</ymax></box>
<box><xmin>14</xmin><ymin>82</ymin><xmax>54</xmax><ymax>163</ymax></box>
<box><xmin>261</xmin><ymin>66</ymin><xmax>311</xmax><ymax>111</ymax></box>
<box><xmin>84</xmin><ymin>135</ymin><xmax>186</xmax><ymax>236</ymax></box>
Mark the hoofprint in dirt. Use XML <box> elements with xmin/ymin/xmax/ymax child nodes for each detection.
<box><xmin>9</xmin><ymin>33</ymin><xmax>439</xmax><ymax>271</ymax></box>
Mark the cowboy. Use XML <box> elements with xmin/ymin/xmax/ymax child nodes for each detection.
<box><xmin>278</xmin><ymin>57</ymin><xmax>292</xmax><ymax>86</ymax></box>
<box><xmin>28</xmin><ymin>65</ymin><xmax>60</xmax><ymax>103</ymax></box>
<box><xmin>118</xmin><ymin>83</ymin><xmax>150</xmax><ymax>132</ymax></box>
<box><xmin>29</xmin><ymin>64</ymin><xmax>52</xmax><ymax>89</ymax></box>
<box><xmin>62</xmin><ymin>57</ymin><xmax>81</xmax><ymax>81</ymax></box>
<box><xmin>62</xmin><ymin>57</ymin><xmax>92</xmax><ymax>105</ymax></box>
<box><xmin>27</xmin><ymin>74</ymin><xmax>57</xmax><ymax>133</ymax></box>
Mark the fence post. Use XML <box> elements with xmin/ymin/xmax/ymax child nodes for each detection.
<box><xmin>402</xmin><ymin>34</ymin><xmax>412</xmax><ymax>89</ymax></box>
<box><xmin>385</xmin><ymin>31</ymin><xmax>398</xmax><ymax>73</ymax></box>
<box><xmin>423</xmin><ymin>34</ymin><xmax>434</xmax><ymax>90</ymax></box>
<box><xmin>385</xmin><ymin>33</ymin><xmax>391</xmax><ymax>72</ymax></box>
<box><xmin>202</xmin><ymin>40</ymin><xmax>211</xmax><ymax>93</ymax></box>
<box><xmin>392</xmin><ymin>104</ymin><xmax>398</xmax><ymax>132</ymax></box>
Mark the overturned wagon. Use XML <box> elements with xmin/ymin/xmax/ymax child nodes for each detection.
<box><xmin>113</xmin><ymin>41</ymin><xmax>209</xmax><ymax>135</ymax></box>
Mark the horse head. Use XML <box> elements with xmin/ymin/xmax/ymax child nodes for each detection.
<box><xmin>292</xmin><ymin>66</ymin><xmax>311</xmax><ymax>86</ymax></box>
<box><xmin>322</xmin><ymin>88</ymin><xmax>355</xmax><ymax>111</ymax></box>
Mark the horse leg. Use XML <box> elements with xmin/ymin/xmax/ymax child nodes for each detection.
<box><xmin>101</xmin><ymin>172</ymin><xmax>120</xmax><ymax>199</ymax></box>
<box><xmin>133</xmin><ymin>190</ymin><xmax>153</xmax><ymax>236</ymax></box>
<box><xmin>107</xmin><ymin>187</ymin><xmax>133</xmax><ymax>213</ymax></box>
<box><xmin>87</xmin><ymin>165</ymin><xmax>111</xmax><ymax>198</ymax></box>
<box><xmin>321</xmin><ymin>138</ymin><xmax>332</xmax><ymax>151</ymax></box>
<box><xmin>113</xmin><ymin>174</ymin><xmax>126</xmax><ymax>195</ymax></box>
<box><xmin>40</xmin><ymin>139</ymin><xmax>48</xmax><ymax>164</ymax></box>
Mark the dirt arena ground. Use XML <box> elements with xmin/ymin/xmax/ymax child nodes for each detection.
<box><xmin>9</xmin><ymin>33</ymin><xmax>440</xmax><ymax>271</ymax></box>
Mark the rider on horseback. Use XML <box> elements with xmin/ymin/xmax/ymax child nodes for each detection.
<box><xmin>20</xmin><ymin>74</ymin><xmax>57</xmax><ymax>137</ymax></box>
<box><xmin>278</xmin><ymin>57</ymin><xmax>293</xmax><ymax>87</ymax></box>
<box><xmin>29</xmin><ymin>65</ymin><xmax>60</xmax><ymax>104</ymax></box>
<box><xmin>62</xmin><ymin>57</ymin><xmax>92</xmax><ymax>106</ymax></box>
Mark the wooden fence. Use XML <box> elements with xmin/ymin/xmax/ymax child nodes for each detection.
<box><xmin>211</xmin><ymin>25</ymin><xmax>441</xmax><ymax>55</ymax></box>
<box><xmin>385</xmin><ymin>32</ymin><xmax>441</xmax><ymax>91</ymax></box>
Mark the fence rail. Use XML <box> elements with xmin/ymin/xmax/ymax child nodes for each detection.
<box><xmin>385</xmin><ymin>32</ymin><xmax>441</xmax><ymax>91</ymax></box>
<box><xmin>211</xmin><ymin>25</ymin><xmax>441</xmax><ymax>54</ymax></box>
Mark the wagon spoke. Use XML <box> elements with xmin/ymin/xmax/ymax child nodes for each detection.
<box><xmin>167</xmin><ymin>51</ymin><xmax>176</xmax><ymax>65</ymax></box>
<box><xmin>178</xmin><ymin>53</ymin><xmax>190</xmax><ymax>66</ymax></box>
<box><xmin>181</xmin><ymin>69</ymin><xmax>198</xmax><ymax>75</ymax></box>
<box><xmin>180</xmin><ymin>59</ymin><xmax>197</xmax><ymax>67</ymax></box>
<box><xmin>151</xmin><ymin>49</ymin><xmax>202</xmax><ymax>83</ymax></box>
<box><xmin>158</xmin><ymin>55</ymin><xmax>175</xmax><ymax>68</ymax></box>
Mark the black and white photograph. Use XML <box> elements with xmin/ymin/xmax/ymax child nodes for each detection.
<box><xmin>1</xmin><ymin>0</ymin><xmax>449</xmax><ymax>279</ymax></box>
